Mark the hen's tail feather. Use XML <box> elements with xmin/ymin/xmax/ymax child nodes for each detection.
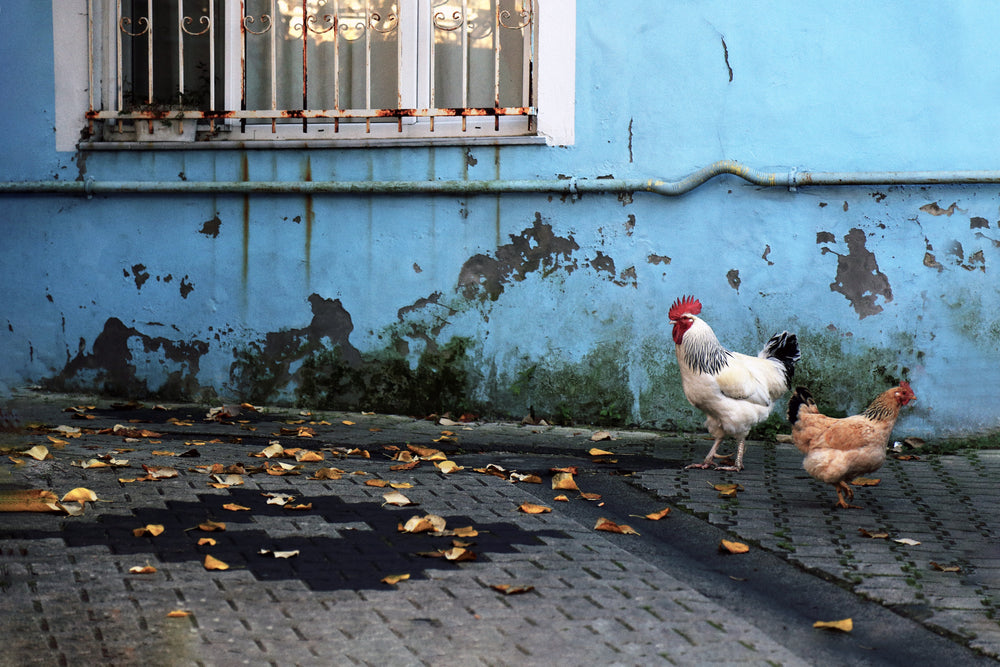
<box><xmin>787</xmin><ymin>386</ymin><xmax>815</xmax><ymax>424</ymax></box>
<box><xmin>761</xmin><ymin>331</ymin><xmax>800</xmax><ymax>381</ymax></box>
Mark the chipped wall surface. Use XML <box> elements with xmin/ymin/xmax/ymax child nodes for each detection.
<box><xmin>4</xmin><ymin>2</ymin><xmax>1000</xmax><ymax>439</ymax></box>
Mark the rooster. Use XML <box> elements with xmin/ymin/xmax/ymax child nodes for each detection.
<box><xmin>670</xmin><ymin>295</ymin><xmax>800</xmax><ymax>471</ymax></box>
<box><xmin>787</xmin><ymin>382</ymin><xmax>915</xmax><ymax>508</ymax></box>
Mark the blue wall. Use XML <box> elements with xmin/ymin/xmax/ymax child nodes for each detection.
<box><xmin>4</xmin><ymin>2</ymin><xmax>1000</xmax><ymax>439</ymax></box>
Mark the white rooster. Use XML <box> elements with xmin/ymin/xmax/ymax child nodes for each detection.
<box><xmin>670</xmin><ymin>295</ymin><xmax>800</xmax><ymax>471</ymax></box>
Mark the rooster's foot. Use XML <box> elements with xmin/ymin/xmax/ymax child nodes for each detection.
<box><xmin>834</xmin><ymin>500</ymin><xmax>863</xmax><ymax>510</ymax></box>
<box><xmin>684</xmin><ymin>462</ymin><xmax>714</xmax><ymax>470</ymax></box>
<box><xmin>714</xmin><ymin>465</ymin><xmax>743</xmax><ymax>472</ymax></box>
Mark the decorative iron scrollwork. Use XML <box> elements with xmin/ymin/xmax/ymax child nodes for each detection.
<box><xmin>499</xmin><ymin>0</ymin><xmax>532</xmax><ymax>30</ymax></box>
<box><xmin>119</xmin><ymin>15</ymin><xmax>150</xmax><ymax>37</ymax></box>
<box><xmin>243</xmin><ymin>14</ymin><xmax>273</xmax><ymax>35</ymax></box>
<box><xmin>182</xmin><ymin>15</ymin><xmax>212</xmax><ymax>36</ymax></box>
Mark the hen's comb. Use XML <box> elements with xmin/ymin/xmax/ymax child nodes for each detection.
<box><xmin>669</xmin><ymin>295</ymin><xmax>702</xmax><ymax>320</ymax></box>
<box><xmin>900</xmin><ymin>380</ymin><xmax>913</xmax><ymax>393</ymax></box>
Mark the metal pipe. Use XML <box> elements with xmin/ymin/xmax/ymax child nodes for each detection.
<box><xmin>5</xmin><ymin>160</ymin><xmax>1000</xmax><ymax>197</ymax></box>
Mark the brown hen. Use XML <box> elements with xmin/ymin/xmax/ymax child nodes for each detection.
<box><xmin>787</xmin><ymin>382</ymin><xmax>915</xmax><ymax>508</ymax></box>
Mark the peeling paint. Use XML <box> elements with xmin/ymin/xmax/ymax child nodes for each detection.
<box><xmin>647</xmin><ymin>254</ymin><xmax>671</xmax><ymax>265</ymax></box>
<box><xmin>920</xmin><ymin>202</ymin><xmax>959</xmax><ymax>217</ymax></box>
<box><xmin>199</xmin><ymin>215</ymin><xmax>221</xmax><ymax>238</ymax></box>
<box><xmin>130</xmin><ymin>264</ymin><xmax>150</xmax><ymax>290</ymax></box>
<box><xmin>970</xmin><ymin>216</ymin><xmax>989</xmax><ymax>229</ymax></box>
<box><xmin>457</xmin><ymin>214</ymin><xmax>580</xmax><ymax>301</ymax></box>
<box><xmin>726</xmin><ymin>268</ymin><xmax>741</xmax><ymax>291</ymax></box>
<box><xmin>822</xmin><ymin>228</ymin><xmax>893</xmax><ymax>319</ymax></box>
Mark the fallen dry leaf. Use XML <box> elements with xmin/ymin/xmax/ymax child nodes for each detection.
<box><xmin>197</xmin><ymin>538</ymin><xmax>217</xmax><ymax>546</ymax></box>
<box><xmin>590</xmin><ymin>431</ymin><xmax>613</xmax><ymax>442</ymax></box>
<box><xmin>259</xmin><ymin>549</ymin><xmax>300</xmax><ymax>559</ymax></box>
<box><xmin>518</xmin><ymin>503</ymin><xmax>552</xmax><ymax>514</ymax></box>
<box><xmin>382</xmin><ymin>573</ymin><xmax>410</xmax><ymax>585</ymax></box>
<box><xmin>294</xmin><ymin>450</ymin><xmax>324</xmax><ymax>463</ymax></box>
<box><xmin>435</xmin><ymin>460</ymin><xmax>464</xmax><ymax>474</ymax></box>
<box><xmin>61</xmin><ymin>488</ymin><xmax>98</xmax><ymax>504</ymax></box>
<box><xmin>553</xmin><ymin>494</ymin><xmax>570</xmax><ymax>502</ymax></box>
<box><xmin>140</xmin><ymin>465</ymin><xmax>179</xmax><ymax>480</ymax></box>
<box><xmin>263</xmin><ymin>493</ymin><xmax>294</xmax><ymax>505</ymax></box>
<box><xmin>128</xmin><ymin>565</ymin><xmax>157</xmax><ymax>574</ymax></box>
<box><xmin>203</xmin><ymin>555</ymin><xmax>229</xmax><ymax>571</ymax></box>
<box><xmin>400</xmin><ymin>514</ymin><xmax>448</xmax><ymax>534</ymax></box>
<box><xmin>719</xmin><ymin>539</ymin><xmax>750</xmax><ymax>554</ymax></box>
<box><xmin>365</xmin><ymin>479</ymin><xmax>389</xmax><ymax>487</ymax></box>
<box><xmin>644</xmin><ymin>508</ymin><xmax>672</xmax><ymax>520</ymax></box>
<box><xmin>310</xmin><ymin>467</ymin><xmax>344</xmax><ymax>480</ymax></box>
<box><xmin>509</xmin><ymin>472</ymin><xmax>543</xmax><ymax>484</ymax></box>
<box><xmin>930</xmin><ymin>562</ymin><xmax>962</xmax><ymax>573</ymax></box>
<box><xmin>197</xmin><ymin>520</ymin><xmax>226</xmax><ymax>532</ymax></box>
<box><xmin>382</xmin><ymin>490</ymin><xmax>417</xmax><ymax>507</ymax></box>
<box><xmin>813</xmin><ymin>618</ymin><xmax>853</xmax><ymax>632</ymax></box>
<box><xmin>0</xmin><ymin>489</ymin><xmax>62</xmax><ymax>513</ymax></box>
<box><xmin>588</xmin><ymin>447</ymin><xmax>614</xmax><ymax>456</ymax></box>
<box><xmin>894</xmin><ymin>538</ymin><xmax>921</xmax><ymax>546</ymax></box>
<box><xmin>579</xmin><ymin>492</ymin><xmax>602</xmax><ymax>501</ymax></box>
<box><xmin>166</xmin><ymin>610</ymin><xmax>191</xmax><ymax>618</ymax></box>
<box><xmin>491</xmin><ymin>584</ymin><xmax>535</xmax><ymax>595</ymax></box>
<box><xmin>850</xmin><ymin>477</ymin><xmax>881</xmax><ymax>487</ymax></box>
<box><xmin>594</xmin><ymin>518</ymin><xmax>639</xmax><ymax>535</ymax></box>
<box><xmin>858</xmin><ymin>528</ymin><xmax>889</xmax><ymax>539</ymax></box>
<box><xmin>23</xmin><ymin>445</ymin><xmax>51</xmax><ymax>461</ymax></box>
<box><xmin>222</xmin><ymin>503</ymin><xmax>251</xmax><ymax>512</ymax></box>
<box><xmin>714</xmin><ymin>483</ymin><xmax>744</xmax><ymax>498</ymax></box>
<box><xmin>133</xmin><ymin>524</ymin><xmax>165</xmax><ymax>537</ymax></box>
<box><xmin>552</xmin><ymin>472</ymin><xmax>579</xmax><ymax>491</ymax></box>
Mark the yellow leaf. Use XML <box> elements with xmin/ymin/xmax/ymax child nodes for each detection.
<box><xmin>400</xmin><ymin>514</ymin><xmax>447</xmax><ymax>534</ymax></box>
<box><xmin>850</xmin><ymin>477</ymin><xmax>881</xmax><ymax>487</ymax></box>
<box><xmin>450</xmin><ymin>526</ymin><xmax>478</xmax><ymax>537</ymax></box>
<box><xmin>166</xmin><ymin>610</ymin><xmax>191</xmax><ymax>618</ymax></box>
<box><xmin>133</xmin><ymin>524</ymin><xmax>165</xmax><ymax>537</ymax></box>
<box><xmin>813</xmin><ymin>618</ymin><xmax>853</xmax><ymax>632</ymax></box>
<box><xmin>589</xmin><ymin>431</ymin><xmax>613</xmax><ymax>442</ymax></box>
<box><xmin>197</xmin><ymin>520</ymin><xmax>226</xmax><ymax>532</ymax></box>
<box><xmin>435</xmin><ymin>460</ymin><xmax>464</xmax><ymax>474</ymax></box>
<box><xmin>714</xmin><ymin>483</ymin><xmax>743</xmax><ymax>498</ymax></box>
<box><xmin>310</xmin><ymin>467</ymin><xmax>344</xmax><ymax>480</ymax></box>
<box><xmin>294</xmin><ymin>450</ymin><xmax>324</xmax><ymax>462</ymax></box>
<box><xmin>47</xmin><ymin>436</ymin><xmax>70</xmax><ymax>447</ymax></box>
<box><xmin>381</xmin><ymin>573</ymin><xmax>410</xmax><ymax>585</ymax></box>
<box><xmin>151</xmin><ymin>451</ymin><xmax>176</xmax><ymax>457</ymax></box>
<box><xmin>197</xmin><ymin>538</ymin><xmax>217</xmax><ymax>546</ymax></box>
<box><xmin>719</xmin><ymin>539</ymin><xmax>750</xmax><ymax>554</ymax></box>
<box><xmin>285</xmin><ymin>503</ymin><xmax>313</xmax><ymax>511</ymax></box>
<box><xmin>518</xmin><ymin>503</ymin><xmax>552</xmax><ymax>514</ymax></box>
<box><xmin>23</xmin><ymin>445</ymin><xmax>51</xmax><ymax>461</ymax></box>
<box><xmin>580</xmin><ymin>492</ymin><xmax>602</xmax><ymax>501</ymax></box>
<box><xmin>930</xmin><ymin>561</ymin><xmax>962</xmax><ymax>573</ymax></box>
<box><xmin>389</xmin><ymin>482</ymin><xmax>413</xmax><ymax>489</ymax></box>
<box><xmin>365</xmin><ymin>479</ymin><xmax>389</xmax><ymax>487</ymax></box>
<box><xmin>552</xmin><ymin>472</ymin><xmax>579</xmax><ymax>491</ymax></box>
<box><xmin>61</xmin><ymin>488</ymin><xmax>98</xmax><ymax>504</ymax></box>
<box><xmin>553</xmin><ymin>494</ymin><xmax>570</xmax><ymax>502</ymax></box>
<box><xmin>0</xmin><ymin>489</ymin><xmax>63</xmax><ymax>513</ymax></box>
<box><xmin>594</xmin><ymin>518</ymin><xmax>640</xmax><ymax>535</ymax></box>
<box><xmin>491</xmin><ymin>584</ymin><xmax>535</xmax><ymax>595</ymax></box>
<box><xmin>203</xmin><ymin>555</ymin><xmax>229</xmax><ymax>570</ymax></box>
<box><xmin>341</xmin><ymin>420</ymin><xmax>356</xmax><ymax>426</ymax></box>
<box><xmin>442</xmin><ymin>547</ymin><xmax>476</xmax><ymax>562</ymax></box>
<box><xmin>858</xmin><ymin>528</ymin><xmax>889</xmax><ymax>539</ymax></box>
<box><xmin>588</xmin><ymin>447</ymin><xmax>614</xmax><ymax>456</ymax></box>
<box><xmin>222</xmin><ymin>503</ymin><xmax>251</xmax><ymax>511</ymax></box>
<box><xmin>129</xmin><ymin>565</ymin><xmax>157</xmax><ymax>574</ymax></box>
<box><xmin>644</xmin><ymin>507</ymin><xmax>672</xmax><ymax>520</ymax></box>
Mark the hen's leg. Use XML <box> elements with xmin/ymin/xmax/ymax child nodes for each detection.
<box><xmin>834</xmin><ymin>481</ymin><xmax>861</xmax><ymax>509</ymax></box>
<box><xmin>686</xmin><ymin>437</ymin><xmax>724</xmax><ymax>469</ymax></box>
<box><xmin>715</xmin><ymin>439</ymin><xmax>745</xmax><ymax>472</ymax></box>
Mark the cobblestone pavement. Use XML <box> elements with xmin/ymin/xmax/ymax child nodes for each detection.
<box><xmin>0</xmin><ymin>392</ymin><xmax>997</xmax><ymax>665</ymax></box>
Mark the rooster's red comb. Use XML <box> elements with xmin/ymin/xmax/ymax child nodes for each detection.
<box><xmin>900</xmin><ymin>380</ymin><xmax>913</xmax><ymax>394</ymax></box>
<box><xmin>669</xmin><ymin>295</ymin><xmax>702</xmax><ymax>320</ymax></box>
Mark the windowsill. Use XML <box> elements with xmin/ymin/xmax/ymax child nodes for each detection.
<box><xmin>78</xmin><ymin>134</ymin><xmax>550</xmax><ymax>150</ymax></box>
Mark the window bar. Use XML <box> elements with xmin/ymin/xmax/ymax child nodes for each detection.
<box><xmin>333</xmin><ymin>0</ymin><xmax>340</xmax><ymax>133</ymax></box>
<box><xmin>396</xmin><ymin>3</ymin><xmax>402</xmax><ymax>132</ymax></box>
<box><xmin>146</xmin><ymin>0</ymin><xmax>154</xmax><ymax>108</ymax></box>
<box><xmin>365</xmin><ymin>0</ymin><xmax>372</xmax><ymax>133</ymax></box>
<box><xmin>115</xmin><ymin>0</ymin><xmax>123</xmax><ymax>130</ymax></box>
<box><xmin>301</xmin><ymin>0</ymin><xmax>308</xmax><ymax>132</ymax></box>
<box><xmin>87</xmin><ymin>0</ymin><xmax>95</xmax><ymax>135</ymax></box>
<box><xmin>240</xmin><ymin>1</ymin><xmax>247</xmax><ymax>132</ymax></box>
<box><xmin>208</xmin><ymin>0</ymin><xmax>216</xmax><ymax>130</ymax></box>
<box><xmin>493</xmin><ymin>0</ymin><xmax>499</xmax><ymax>130</ymax></box>
<box><xmin>460</xmin><ymin>0</ymin><xmax>467</xmax><ymax>132</ymax></box>
<box><xmin>177</xmin><ymin>0</ymin><xmax>185</xmax><ymax>104</ymax></box>
<box><xmin>269</xmin><ymin>0</ymin><xmax>276</xmax><ymax>132</ymax></box>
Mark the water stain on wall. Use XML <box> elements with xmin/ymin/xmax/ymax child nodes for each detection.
<box><xmin>44</xmin><ymin>317</ymin><xmax>208</xmax><ymax>399</ymax></box>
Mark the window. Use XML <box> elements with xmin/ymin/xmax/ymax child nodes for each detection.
<box><xmin>60</xmin><ymin>0</ymin><xmax>574</xmax><ymax>148</ymax></box>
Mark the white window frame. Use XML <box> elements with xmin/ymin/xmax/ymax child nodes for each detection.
<box><xmin>53</xmin><ymin>0</ymin><xmax>574</xmax><ymax>149</ymax></box>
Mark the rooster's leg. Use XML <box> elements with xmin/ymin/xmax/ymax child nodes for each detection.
<box><xmin>685</xmin><ymin>437</ymin><xmax>724</xmax><ymax>470</ymax></box>
<box><xmin>715</xmin><ymin>439</ymin><xmax>745</xmax><ymax>472</ymax></box>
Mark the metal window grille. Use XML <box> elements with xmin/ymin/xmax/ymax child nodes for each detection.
<box><xmin>84</xmin><ymin>0</ymin><xmax>537</xmax><ymax>141</ymax></box>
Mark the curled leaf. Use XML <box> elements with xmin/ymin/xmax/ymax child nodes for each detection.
<box><xmin>382</xmin><ymin>490</ymin><xmax>416</xmax><ymax>507</ymax></box>
<box><xmin>850</xmin><ymin>477</ymin><xmax>881</xmax><ymax>487</ymax></box>
<box><xmin>491</xmin><ymin>584</ymin><xmax>535</xmax><ymax>595</ymax></box>
<box><xmin>588</xmin><ymin>447</ymin><xmax>614</xmax><ymax>456</ymax></box>
<box><xmin>594</xmin><ymin>518</ymin><xmax>639</xmax><ymax>535</ymax></box>
<box><xmin>203</xmin><ymin>555</ymin><xmax>229</xmax><ymax>570</ymax></box>
<box><xmin>0</xmin><ymin>489</ymin><xmax>62</xmax><ymax>513</ymax></box>
<box><xmin>644</xmin><ymin>507</ymin><xmax>672</xmax><ymax>520</ymax></box>
<box><xmin>382</xmin><ymin>573</ymin><xmax>410</xmax><ymax>585</ymax></box>
<box><xmin>930</xmin><ymin>561</ymin><xmax>961</xmax><ymax>573</ymax></box>
<box><xmin>133</xmin><ymin>524</ymin><xmax>165</xmax><ymax>537</ymax></box>
<box><xmin>61</xmin><ymin>488</ymin><xmax>98</xmax><ymax>504</ymax></box>
<box><xmin>858</xmin><ymin>528</ymin><xmax>889</xmax><ymax>539</ymax></box>
<box><xmin>551</xmin><ymin>472</ymin><xmax>579</xmax><ymax>491</ymax></box>
<box><xmin>719</xmin><ymin>539</ymin><xmax>749</xmax><ymax>554</ymax></box>
<box><xmin>166</xmin><ymin>610</ymin><xmax>191</xmax><ymax>618</ymax></box>
<box><xmin>222</xmin><ymin>503</ymin><xmax>251</xmax><ymax>512</ymax></box>
<box><xmin>518</xmin><ymin>503</ymin><xmax>551</xmax><ymax>514</ymax></box>
<box><xmin>813</xmin><ymin>618</ymin><xmax>853</xmax><ymax>632</ymax></box>
<box><xmin>23</xmin><ymin>445</ymin><xmax>51</xmax><ymax>461</ymax></box>
<box><xmin>129</xmin><ymin>565</ymin><xmax>157</xmax><ymax>574</ymax></box>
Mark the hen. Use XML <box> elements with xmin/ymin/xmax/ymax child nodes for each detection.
<box><xmin>787</xmin><ymin>382</ymin><xmax>916</xmax><ymax>508</ymax></box>
<box><xmin>670</xmin><ymin>296</ymin><xmax>800</xmax><ymax>471</ymax></box>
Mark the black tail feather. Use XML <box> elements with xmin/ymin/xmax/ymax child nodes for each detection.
<box><xmin>762</xmin><ymin>331</ymin><xmax>800</xmax><ymax>381</ymax></box>
<box><xmin>787</xmin><ymin>386</ymin><xmax>814</xmax><ymax>424</ymax></box>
